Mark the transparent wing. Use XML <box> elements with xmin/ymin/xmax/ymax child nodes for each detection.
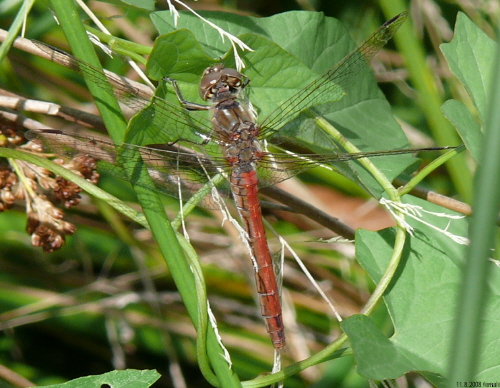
<box><xmin>255</xmin><ymin>143</ymin><xmax>449</xmax><ymax>189</ymax></box>
<box><xmin>32</xmin><ymin>41</ymin><xmax>216</xmax><ymax>144</ymax></box>
<box><xmin>28</xmin><ymin>128</ymin><xmax>450</xmax><ymax>202</ymax></box>
<box><xmin>26</xmin><ymin>129</ymin><xmax>233</xmax><ymax>208</ymax></box>
<box><xmin>257</xmin><ymin>12</ymin><xmax>407</xmax><ymax>138</ymax></box>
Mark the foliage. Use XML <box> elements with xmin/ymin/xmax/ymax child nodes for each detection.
<box><xmin>0</xmin><ymin>1</ymin><xmax>496</xmax><ymax>387</ymax></box>
<box><xmin>36</xmin><ymin>370</ymin><xmax>161</xmax><ymax>388</ymax></box>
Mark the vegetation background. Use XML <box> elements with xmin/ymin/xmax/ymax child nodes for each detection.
<box><xmin>0</xmin><ymin>0</ymin><xmax>496</xmax><ymax>387</ymax></box>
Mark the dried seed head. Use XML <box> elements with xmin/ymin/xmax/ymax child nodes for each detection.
<box><xmin>26</xmin><ymin>199</ymin><xmax>76</xmax><ymax>253</ymax></box>
<box><xmin>0</xmin><ymin>117</ymin><xmax>28</xmax><ymax>146</ymax></box>
<box><xmin>53</xmin><ymin>176</ymin><xmax>82</xmax><ymax>208</ymax></box>
<box><xmin>1</xmin><ymin>120</ymin><xmax>100</xmax><ymax>252</ymax></box>
<box><xmin>0</xmin><ymin>166</ymin><xmax>17</xmax><ymax>189</ymax></box>
<box><xmin>29</xmin><ymin>221</ymin><xmax>65</xmax><ymax>253</ymax></box>
<box><xmin>24</xmin><ymin>138</ymin><xmax>44</xmax><ymax>153</ymax></box>
<box><xmin>0</xmin><ymin>165</ymin><xmax>18</xmax><ymax>212</ymax></box>
<box><xmin>1</xmin><ymin>190</ymin><xmax>15</xmax><ymax>207</ymax></box>
<box><xmin>66</xmin><ymin>154</ymin><xmax>100</xmax><ymax>184</ymax></box>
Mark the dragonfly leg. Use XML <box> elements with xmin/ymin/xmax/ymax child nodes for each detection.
<box><xmin>163</xmin><ymin>77</ymin><xmax>211</xmax><ymax>111</ymax></box>
<box><xmin>241</xmin><ymin>78</ymin><xmax>250</xmax><ymax>90</ymax></box>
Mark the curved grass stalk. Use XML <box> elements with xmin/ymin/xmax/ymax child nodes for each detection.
<box><xmin>42</xmin><ymin>2</ymin><xmax>242</xmax><ymax>385</ymax></box>
<box><xmin>175</xmin><ymin>233</ymin><xmax>220</xmax><ymax>387</ymax></box>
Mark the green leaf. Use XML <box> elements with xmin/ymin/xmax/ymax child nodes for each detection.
<box><xmin>120</xmin><ymin>0</ymin><xmax>155</xmax><ymax>11</ymax></box>
<box><xmin>441</xmin><ymin>12</ymin><xmax>495</xmax><ymax>122</ymax></box>
<box><xmin>353</xmin><ymin>197</ymin><xmax>500</xmax><ymax>381</ymax></box>
<box><xmin>440</xmin><ymin>12</ymin><xmax>495</xmax><ymax>164</ymax></box>
<box><xmin>442</xmin><ymin>99</ymin><xmax>482</xmax><ymax>161</ymax></box>
<box><xmin>37</xmin><ymin>369</ymin><xmax>160</xmax><ymax>387</ymax></box>
<box><xmin>341</xmin><ymin>315</ymin><xmax>435</xmax><ymax>379</ymax></box>
<box><xmin>104</xmin><ymin>0</ymin><xmax>155</xmax><ymax>11</ymax></box>
<box><xmin>147</xmin><ymin>29</ymin><xmax>214</xmax><ymax>82</ymax></box>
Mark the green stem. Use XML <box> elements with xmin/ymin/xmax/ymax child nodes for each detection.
<box><xmin>398</xmin><ymin>145</ymin><xmax>465</xmax><ymax>196</ymax></box>
<box><xmin>361</xmin><ymin>226</ymin><xmax>406</xmax><ymax>315</ymax></box>
<box><xmin>310</xmin><ymin>114</ymin><xmax>399</xmax><ymax>199</ymax></box>
<box><xmin>85</xmin><ymin>25</ymin><xmax>152</xmax><ymax>57</ymax></box>
<box><xmin>0</xmin><ymin>0</ymin><xmax>36</xmax><ymax>63</ymax></box>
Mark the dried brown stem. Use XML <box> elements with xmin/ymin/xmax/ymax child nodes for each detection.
<box><xmin>261</xmin><ymin>185</ymin><xmax>356</xmax><ymax>240</ymax></box>
<box><xmin>394</xmin><ymin>178</ymin><xmax>471</xmax><ymax>215</ymax></box>
<box><xmin>0</xmin><ymin>90</ymin><xmax>106</xmax><ymax>131</ymax></box>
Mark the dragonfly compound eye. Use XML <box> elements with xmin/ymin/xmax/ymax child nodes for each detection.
<box><xmin>200</xmin><ymin>70</ymin><xmax>224</xmax><ymax>100</ymax></box>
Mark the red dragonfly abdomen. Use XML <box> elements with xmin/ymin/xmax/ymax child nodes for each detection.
<box><xmin>230</xmin><ymin>166</ymin><xmax>285</xmax><ymax>348</ymax></box>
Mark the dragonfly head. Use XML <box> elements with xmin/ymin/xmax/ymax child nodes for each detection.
<box><xmin>199</xmin><ymin>64</ymin><xmax>247</xmax><ymax>102</ymax></box>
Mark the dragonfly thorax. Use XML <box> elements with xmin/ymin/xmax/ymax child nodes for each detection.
<box><xmin>199</xmin><ymin>64</ymin><xmax>246</xmax><ymax>102</ymax></box>
<box><xmin>212</xmin><ymin>102</ymin><xmax>258</xmax><ymax>140</ymax></box>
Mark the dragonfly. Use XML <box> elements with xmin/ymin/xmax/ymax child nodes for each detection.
<box><xmin>28</xmin><ymin>11</ymin><xmax>456</xmax><ymax>349</ymax></box>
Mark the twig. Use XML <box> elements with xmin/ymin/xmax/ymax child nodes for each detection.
<box><xmin>0</xmin><ymin>90</ymin><xmax>106</xmax><ymax>131</ymax></box>
<box><xmin>261</xmin><ymin>185</ymin><xmax>356</xmax><ymax>240</ymax></box>
<box><xmin>394</xmin><ymin>178</ymin><xmax>471</xmax><ymax>215</ymax></box>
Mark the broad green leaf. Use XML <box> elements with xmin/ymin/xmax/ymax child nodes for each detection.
<box><xmin>440</xmin><ymin>12</ymin><xmax>494</xmax><ymax>164</ymax></box>
<box><xmin>37</xmin><ymin>369</ymin><xmax>160</xmax><ymax>387</ymax></box>
<box><xmin>147</xmin><ymin>29</ymin><xmax>214</xmax><ymax>82</ymax></box>
<box><xmin>341</xmin><ymin>314</ymin><xmax>435</xmax><ymax>379</ymax></box>
<box><xmin>353</xmin><ymin>197</ymin><xmax>499</xmax><ymax>381</ymax></box>
<box><xmin>103</xmin><ymin>0</ymin><xmax>155</xmax><ymax>11</ymax></box>
<box><xmin>120</xmin><ymin>0</ymin><xmax>155</xmax><ymax>11</ymax></box>
<box><xmin>442</xmin><ymin>99</ymin><xmax>482</xmax><ymax>161</ymax></box>
<box><xmin>146</xmin><ymin>29</ymin><xmax>331</xmax><ymax>121</ymax></box>
<box><xmin>441</xmin><ymin>12</ymin><xmax>495</xmax><ymax>121</ymax></box>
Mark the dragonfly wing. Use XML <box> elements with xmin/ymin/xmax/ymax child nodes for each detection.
<box><xmin>27</xmin><ymin>129</ymin><xmax>232</xmax><ymax>209</ymax></box>
<box><xmin>257</xmin><ymin>12</ymin><xmax>407</xmax><ymax>139</ymax></box>
<box><xmin>256</xmin><ymin>146</ymin><xmax>423</xmax><ymax>199</ymax></box>
<box><xmin>125</xmin><ymin>83</ymin><xmax>215</xmax><ymax>146</ymax></box>
<box><xmin>33</xmin><ymin>41</ymin><xmax>215</xmax><ymax>146</ymax></box>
